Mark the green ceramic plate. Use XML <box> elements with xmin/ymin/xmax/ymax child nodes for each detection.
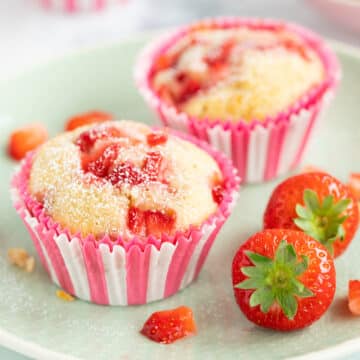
<box><xmin>0</xmin><ymin>34</ymin><xmax>360</xmax><ymax>360</ymax></box>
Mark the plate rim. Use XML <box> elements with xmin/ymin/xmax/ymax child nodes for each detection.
<box><xmin>1</xmin><ymin>34</ymin><xmax>360</xmax><ymax>360</ymax></box>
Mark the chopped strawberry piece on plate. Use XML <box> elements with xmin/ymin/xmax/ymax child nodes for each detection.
<box><xmin>349</xmin><ymin>280</ymin><xmax>360</xmax><ymax>315</ymax></box>
<box><xmin>8</xmin><ymin>123</ymin><xmax>48</xmax><ymax>161</ymax></box>
<box><xmin>141</xmin><ymin>306</ymin><xmax>196</xmax><ymax>344</ymax></box>
<box><xmin>65</xmin><ymin>111</ymin><xmax>112</xmax><ymax>131</ymax></box>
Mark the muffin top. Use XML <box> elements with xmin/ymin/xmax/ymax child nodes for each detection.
<box><xmin>29</xmin><ymin>121</ymin><xmax>223</xmax><ymax>240</ymax></box>
<box><xmin>151</xmin><ymin>26</ymin><xmax>325</xmax><ymax>122</ymax></box>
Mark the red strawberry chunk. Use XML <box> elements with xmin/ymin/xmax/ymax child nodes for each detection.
<box><xmin>127</xmin><ymin>207</ymin><xmax>176</xmax><ymax>237</ymax></box>
<box><xmin>107</xmin><ymin>163</ymin><xmax>144</xmax><ymax>186</ymax></box>
<box><xmin>212</xmin><ymin>183</ymin><xmax>225</xmax><ymax>205</ymax></box>
<box><xmin>177</xmin><ymin>75</ymin><xmax>201</xmax><ymax>103</ymax></box>
<box><xmin>146</xmin><ymin>131</ymin><xmax>168</xmax><ymax>147</ymax></box>
<box><xmin>85</xmin><ymin>144</ymin><xmax>121</xmax><ymax>177</ymax></box>
<box><xmin>76</xmin><ymin>126</ymin><xmax>123</xmax><ymax>152</ymax></box>
<box><xmin>145</xmin><ymin>210</ymin><xmax>176</xmax><ymax>237</ymax></box>
<box><xmin>141</xmin><ymin>306</ymin><xmax>196</xmax><ymax>344</ymax></box>
<box><xmin>128</xmin><ymin>207</ymin><xmax>146</xmax><ymax>236</ymax></box>
<box><xmin>142</xmin><ymin>151</ymin><xmax>163</xmax><ymax>182</ymax></box>
<box><xmin>204</xmin><ymin>39</ymin><xmax>235</xmax><ymax>67</ymax></box>
<box><xmin>282</xmin><ymin>39</ymin><xmax>310</xmax><ymax>61</ymax></box>
<box><xmin>349</xmin><ymin>280</ymin><xmax>360</xmax><ymax>315</ymax></box>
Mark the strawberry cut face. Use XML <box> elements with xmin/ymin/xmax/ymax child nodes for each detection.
<box><xmin>140</xmin><ymin>306</ymin><xmax>197</xmax><ymax>344</ymax></box>
<box><xmin>107</xmin><ymin>163</ymin><xmax>145</xmax><ymax>186</ymax></box>
<box><xmin>127</xmin><ymin>207</ymin><xmax>176</xmax><ymax>237</ymax></box>
<box><xmin>85</xmin><ymin>143</ymin><xmax>121</xmax><ymax>177</ymax></box>
<box><xmin>349</xmin><ymin>280</ymin><xmax>360</xmax><ymax>315</ymax></box>
<box><xmin>212</xmin><ymin>183</ymin><xmax>225</xmax><ymax>204</ymax></box>
<box><xmin>76</xmin><ymin>126</ymin><xmax>123</xmax><ymax>153</ymax></box>
<box><xmin>142</xmin><ymin>151</ymin><xmax>164</xmax><ymax>182</ymax></box>
<box><xmin>147</xmin><ymin>131</ymin><xmax>168</xmax><ymax>147</ymax></box>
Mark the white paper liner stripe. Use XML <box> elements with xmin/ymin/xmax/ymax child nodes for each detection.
<box><xmin>277</xmin><ymin>108</ymin><xmax>312</xmax><ymax>175</ymax></box>
<box><xmin>180</xmin><ymin>222</ymin><xmax>216</xmax><ymax>289</ymax></box>
<box><xmin>55</xmin><ymin>235</ymin><xmax>91</xmax><ymax>301</ymax></box>
<box><xmin>146</xmin><ymin>242</ymin><xmax>176</xmax><ymax>303</ymax></box>
<box><xmin>99</xmin><ymin>244</ymin><xmax>127</xmax><ymax>305</ymax></box>
<box><xmin>208</xmin><ymin>126</ymin><xmax>232</xmax><ymax>159</ymax></box>
<box><xmin>24</xmin><ymin>212</ymin><xmax>59</xmax><ymax>286</ymax></box>
<box><xmin>246</xmin><ymin>125</ymin><xmax>270</xmax><ymax>183</ymax></box>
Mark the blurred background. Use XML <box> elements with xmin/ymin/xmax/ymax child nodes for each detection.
<box><xmin>1</xmin><ymin>0</ymin><xmax>360</xmax><ymax>80</ymax></box>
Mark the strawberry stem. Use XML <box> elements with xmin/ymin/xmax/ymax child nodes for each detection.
<box><xmin>294</xmin><ymin>189</ymin><xmax>350</xmax><ymax>255</ymax></box>
<box><xmin>235</xmin><ymin>240</ymin><xmax>313</xmax><ymax>320</ymax></box>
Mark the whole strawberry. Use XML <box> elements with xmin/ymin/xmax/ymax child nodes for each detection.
<box><xmin>263</xmin><ymin>172</ymin><xmax>359</xmax><ymax>257</ymax></box>
<box><xmin>232</xmin><ymin>229</ymin><xmax>336</xmax><ymax>331</ymax></box>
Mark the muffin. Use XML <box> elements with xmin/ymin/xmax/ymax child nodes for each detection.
<box><xmin>12</xmin><ymin>120</ymin><xmax>239</xmax><ymax>305</ymax></box>
<box><xmin>135</xmin><ymin>17</ymin><xmax>340</xmax><ymax>183</ymax></box>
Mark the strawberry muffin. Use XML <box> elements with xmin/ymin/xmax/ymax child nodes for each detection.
<box><xmin>136</xmin><ymin>18</ymin><xmax>340</xmax><ymax>183</ymax></box>
<box><xmin>12</xmin><ymin>120</ymin><xmax>239</xmax><ymax>305</ymax></box>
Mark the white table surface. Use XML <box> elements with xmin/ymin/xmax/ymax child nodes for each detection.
<box><xmin>1</xmin><ymin>0</ymin><xmax>359</xmax><ymax>359</ymax></box>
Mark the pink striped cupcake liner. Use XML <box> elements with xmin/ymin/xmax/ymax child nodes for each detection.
<box><xmin>135</xmin><ymin>17</ymin><xmax>341</xmax><ymax>183</ymax></box>
<box><xmin>38</xmin><ymin>0</ymin><xmax>124</xmax><ymax>12</ymax></box>
<box><xmin>11</xmin><ymin>130</ymin><xmax>240</xmax><ymax>306</ymax></box>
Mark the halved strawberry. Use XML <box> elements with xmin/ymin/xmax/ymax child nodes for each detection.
<box><xmin>8</xmin><ymin>123</ymin><xmax>48</xmax><ymax>161</ymax></box>
<box><xmin>65</xmin><ymin>110</ymin><xmax>112</xmax><ymax>131</ymax></box>
<box><xmin>349</xmin><ymin>280</ymin><xmax>360</xmax><ymax>315</ymax></box>
<box><xmin>264</xmin><ymin>172</ymin><xmax>359</xmax><ymax>257</ymax></box>
<box><xmin>232</xmin><ymin>229</ymin><xmax>336</xmax><ymax>331</ymax></box>
<box><xmin>141</xmin><ymin>306</ymin><xmax>196</xmax><ymax>344</ymax></box>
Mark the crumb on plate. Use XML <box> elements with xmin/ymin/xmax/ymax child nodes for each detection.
<box><xmin>7</xmin><ymin>248</ymin><xmax>35</xmax><ymax>273</ymax></box>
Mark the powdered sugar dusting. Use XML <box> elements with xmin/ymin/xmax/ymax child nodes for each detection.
<box><xmin>28</xmin><ymin>121</ymin><xmax>222</xmax><ymax>241</ymax></box>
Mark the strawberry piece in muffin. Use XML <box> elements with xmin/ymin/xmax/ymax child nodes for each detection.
<box><xmin>28</xmin><ymin>121</ymin><xmax>225</xmax><ymax>240</ymax></box>
<box><xmin>151</xmin><ymin>26</ymin><xmax>325</xmax><ymax>122</ymax></box>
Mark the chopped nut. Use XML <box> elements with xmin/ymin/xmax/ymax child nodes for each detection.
<box><xmin>8</xmin><ymin>248</ymin><xmax>35</xmax><ymax>272</ymax></box>
<box><xmin>25</xmin><ymin>256</ymin><xmax>35</xmax><ymax>273</ymax></box>
<box><xmin>56</xmin><ymin>289</ymin><xmax>75</xmax><ymax>302</ymax></box>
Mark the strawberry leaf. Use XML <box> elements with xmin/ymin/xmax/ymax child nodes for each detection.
<box><xmin>235</xmin><ymin>240</ymin><xmax>314</xmax><ymax>320</ymax></box>
<box><xmin>294</xmin><ymin>189</ymin><xmax>351</xmax><ymax>253</ymax></box>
